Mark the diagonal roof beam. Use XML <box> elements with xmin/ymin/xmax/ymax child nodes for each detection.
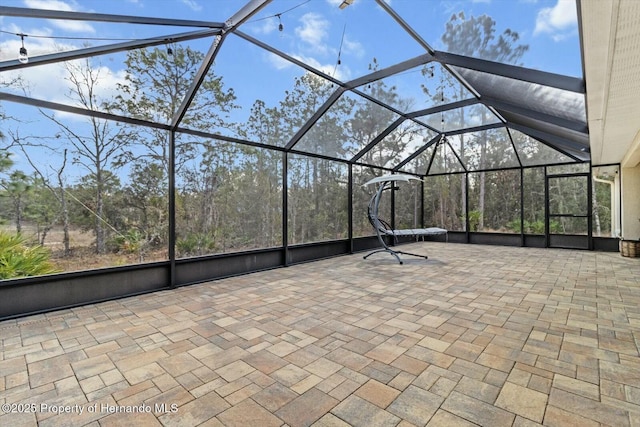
<box><xmin>508</xmin><ymin>123</ymin><xmax>588</xmax><ymax>159</ymax></box>
<box><xmin>223</xmin><ymin>0</ymin><xmax>272</xmax><ymax>30</ymax></box>
<box><xmin>375</xmin><ymin>0</ymin><xmax>435</xmax><ymax>55</ymax></box>
<box><xmin>0</xmin><ymin>28</ymin><xmax>222</xmax><ymax>72</ymax></box>
<box><xmin>505</xmin><ymin>128</ymin><xmax>524</xmax><ymax>168</ymax></box>
<box><xmin>393</xmin><ymin>134</ymin><xmax>442</xmax><ymax>172</ymax></box>
<box><xmin>484</xmin><ymin>97</ymin><xmax>588</xmax><ymax>134</ymax></box>
<box><xmin>171</xmin><ymin>0</ymin><xmax>272</xmax><ymax>128</ymax></box>
<box><xmin>434</xmin><ymin>50</ymin><xmax>585</xmax><ymax>93</ymax></box>
<box><xmin>351</xmin><ymin>117</ymin><xmax>405</xmax><ymax>163</ymax></box>
<box><xmin>233</xmin><ymin>31</ymin><xmax>343</xmax><ymax>86</ymax></box>
<box><xmin>0</xmin><ymin>6</ymin><xmax>224</xmax><ymax>27</ymax></box>
<box><xmin>407</xmin><ymin>98</ymin><xmax>480</xmax><ymax>119</ymax></box>
<box><xmin>285</xmin><ymin>88</ymin><xmax>346</xmax><ymax>151</ymax></box>
<box><xmin>0</xmin><ymin>91</ymin><xmax>171</xmax><ymax>131</ymax></box>
<box><xmin>344</xmin><ymin>54</ymin><xmax>433</xmax><ymax>90</ymax></box>
<box><xmin>171</xmin><ymin>34</ymin><xmax>225</xmax><ymax>128</ymax></box>
<box><xmin>444</xmin><ymin>138</ymin><xmax>468</xmax><ymax>173</ymax></box>
<box><xmin>445</xmin><ymin>122</ymin><xmax>505</xmax><ymax>136</ymax></box>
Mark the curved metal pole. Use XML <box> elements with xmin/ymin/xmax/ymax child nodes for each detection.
<box><xmin>363</xmin><ymin>179</ymin><xmax>430</xmax><ymax>264</ymax></box>
<box><xmin>363</xmin><ymin>181</ymin><xmax>403</xmax><ymax>264</ymax></box>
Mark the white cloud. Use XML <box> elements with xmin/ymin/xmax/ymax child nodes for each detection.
<box><xmin>262</xmin><ymin>50</ymin><xmax>349</xmax><ymax>81</ymax></box>
<box><xmin>292</xmin><ymin>54</ymin><xmax>351</xmax><ymax>81</ymax></box>
<box><xmin>23</xmin><ymin>0</ymin><xmax>96</xmax><ymax>33</ymax></box>
<box><xmin>295</xmin><ymin>12</ymin><xmax>330</xmax><ymax>53</ymax></box>
<box><xmin>48</xmin><ymin>19</ymin><xmax>95</xmax><ymax>33</ymax></box>
<box><xmin>534</xmin><ymin>0</ymin><xmax>577</xmax><ymax>39</ymax></box>
<box><xmin>251</xmin><ymin>18</ymin><xmax>278</xmax><ymax>35</ymax></box>
<box><xmin>24</xmin><ymin>0</ymin><xmax>76</xmax><ymax>11</ymax></box>
<box><xmin>342</xmin><ymin>36</ymin><xmax>364</xmax><ymax>59</ymax></box>
<box><xmin>0</xmin><ymin>28</ymin><xmax>127</xmax><ymax>114</ymax></box>
<box><xmin>264</xmin><ymin>52</ymin><xmax>293</xmax><ymax>71</ymax></box>
<box><xmin>180</xmin><ymin>0</ymin><xmax>202</xmax><ymax>12</ymax></box>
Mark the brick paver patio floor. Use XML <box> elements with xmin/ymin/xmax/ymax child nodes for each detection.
<box><xmin>1</xmin><ymin>242</ymin><xmax>640</xmax><ymax>426</ymax></box>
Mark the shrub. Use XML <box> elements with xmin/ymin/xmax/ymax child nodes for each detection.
<box><xmin>176</xmin><ymin>232</ymin><xmax>216</xmax><ymax>257</ymax></box>
<box><xmin>0</xmin><ymin>232</ymin><xmax>59</xmax><ymax>279</ymax></box>
<box><xmin>108</xmin><ymin>229</ymin><xmax>143</xmax><ymax>254</ymax></box>
<box><xmin>461</xmin><ymin>210</ymin><xmax>482</xmax><ymax>231</ymax></box>
<box><xmin>506</xmin><ymin>219</ymin><xmax>561</xmax><ymax>234</ymax></box>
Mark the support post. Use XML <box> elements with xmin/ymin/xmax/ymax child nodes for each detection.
<box><xmin>168</xmin><ymin>130</ymin><xmax>176</xmax><ymax>288</ymax></box>
<box><xmin>520</xmin><ymin>168</ymin><xmax>525</xmax><ymax>246</ymax></box>
<box><xmin>348</xmin><ymin>164</ymin><xmax>354</xmax><ymax>254</ymax></box>
<box><xmin>282</xmin><ymin>152</ymin><xmax>289</xmax><ymax>266</ymax></box>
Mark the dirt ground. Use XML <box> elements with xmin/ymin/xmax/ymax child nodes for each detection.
<box><xmin>3</xmin><ymin>224</ymin><xmax>168</xmax><ymax>273</ymax></box>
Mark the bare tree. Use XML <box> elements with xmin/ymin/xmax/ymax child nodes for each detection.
<box><xmin>41</xmin><ymin>58</ymin><xmax>133</xmax><ymax>254</ymax></box>
<box><xmin>10</xmin><ymin>130</ymin><xmax>72</xmax><ymax>254</ymax></box>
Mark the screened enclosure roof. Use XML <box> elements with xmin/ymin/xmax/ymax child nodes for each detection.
<box><xmin>0</xmin><ymin>0</ymin><xmax>594</xmax><ymax>173</ymax></box>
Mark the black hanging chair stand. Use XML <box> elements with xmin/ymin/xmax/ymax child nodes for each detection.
<box><xmin>363</xmin><ymin>175</ymin><xmax>447</xmax><ymax>265</ymax></box>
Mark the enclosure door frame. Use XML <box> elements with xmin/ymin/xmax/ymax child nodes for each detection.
<box><xmin>544</xmin><ymin>172</ymin><xmax>593</xmax><ymax>250</ymax></box>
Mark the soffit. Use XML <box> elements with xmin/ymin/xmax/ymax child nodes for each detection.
<box><xmin>581</xmin><ymin>0</ymin><xmax>640</xmax><ymax>166</ymax></box>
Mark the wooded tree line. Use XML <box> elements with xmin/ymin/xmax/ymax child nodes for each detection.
<box><xmin>0</xmin><ymin>13</ymin><xmax>612</xmax><ymax>278</ymax></box>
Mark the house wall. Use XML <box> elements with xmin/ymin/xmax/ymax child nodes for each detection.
<box><xmin>621</xmin><ymin>165</ymin><xmax>640</xmax><ymax>240</ymax></box>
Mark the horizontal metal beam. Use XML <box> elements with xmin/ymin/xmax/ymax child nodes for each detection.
<box><xmin>408</xmin><ymin>98</ymin><xmax>480</xmax><ymax>119</ymax></box>
<box><xmin>0</xmin><ymin>6</ymin><xmax>223</xmax><ymax>27</ymax></box>
<box><xmin>176</xmin><ymin>126</ymin><xmax>287</xmax><ymax>152</ymax></box>
<box><xmin>484</xmin><ymin>97</ymin><xmax>588</xmax><ymax>134</ymax></box>
<box><xmin>179</xmin><ymin>126</ymin><xmax>360</xmax><ymax>168</ymax></box>
<box><xmin>445</xmin><ymin>122</ymin><xmax>505</xmax><ymax>136</ymax></box>
<box><xmin>288</xmin><ymin>149</ymin><xmax>352</xmax><ymax>166</ymax></box>
<box><xmin>0</xmin><ymin>28</ymin><xmax>221</xmax><ymax>72</ymax></box>
<box><xmin>0</xmin><ymin>91</ymin><xmax>171</xmax><ymax>131</ymax></box>
<box><xmin>433</xmin><ymin>50</ymin><xmax>585</xmax><ymax>93</ymax></box>
<box><xmin>507</xmin><ymin>123</ymin><xmax>588</xmax><ymax>160</ymax></box>
<box><xmin>344</xmin><ymin>54</ymin><xmax>433</xmax><ymax>90</ymax></box>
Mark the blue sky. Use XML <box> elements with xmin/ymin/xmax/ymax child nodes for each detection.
<box><xmin>0</xmin><ymin>0</ymin><xmax>581</xmax><ymax>178</ymax></box>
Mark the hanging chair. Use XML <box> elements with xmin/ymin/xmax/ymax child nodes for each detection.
<box><xmin>363</xmin><ymin>174</ymin><xmax>447</xmax><ymax>264</ymax></box>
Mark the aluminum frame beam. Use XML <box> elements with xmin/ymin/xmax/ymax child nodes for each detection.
<box><xmin>233</xmin><ymin>31</ymin><xmax>343</xmax><ymax>87</ymax></box>
<box><xmin>0</xmin><ymin>28</ymin><xmax>221</xmax><ymax>72</ymax></box>
<box><xmin>0</xmin><ymin>6</ymin><xmax>224</xmax><ymax>28</ymax></box>
<box><xmin>433</xmin><ymin>50</ymin><xmax>585</xmax><ymax>93</ymax></box>
<box><xmin>0</xmin><ymin>91</ymin><xmax>171</xmax><ymax>131</ymax></box>
<box><xmin>393</xmin><ymin>134</ymin><xmax>442</xmax><ymax>172</ymax></box>
<box><xmin>375</xmin><ymin>0</ymin><xmax>435</xmax><ymax>55</ymax></box>
<box><xmin>508</xmin><ymin>123</ymin><xmax>588</xmax><ymax>159</ymax></box>
<box><xmin>171</xmin><ymin>0</ymin><xmax>271</xmax><ymax>128</ymax></box>
<box><xmin>284</xmin><ymin>88</ymin><xmax>346</xmax><ymax>151</ymax></box>
<box><xmin>484</xmin><ymin>97</ymin><xmax>588</xmax><ymax>134</ymax></box>
<box><xmin>445</xmin><ymin>122</ymin><xmax>505</xmax><ymax>136</ymax></box>
<box><xmin>224</xmin><ymin>0</ymin><xmax>272</xmax><ymax>30</ymax></box>
<box><xmin>171</xmin><ymin>34</ymin><xmax>225</xmax><ymax>128</ymax></box>
<box><xmin>407</xmin><ymin>98</ymin><xmax>480</xmax><ymax>119</ymax></box>
<box><xmin>351</xmin><ymin>117</ymin><xmax>405</xmax><ymax>163</ymax></box>
<box><xmin>344</xmin><ymin>54</ymin><xmax>433</xmax><ymax>90</ymax></box>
